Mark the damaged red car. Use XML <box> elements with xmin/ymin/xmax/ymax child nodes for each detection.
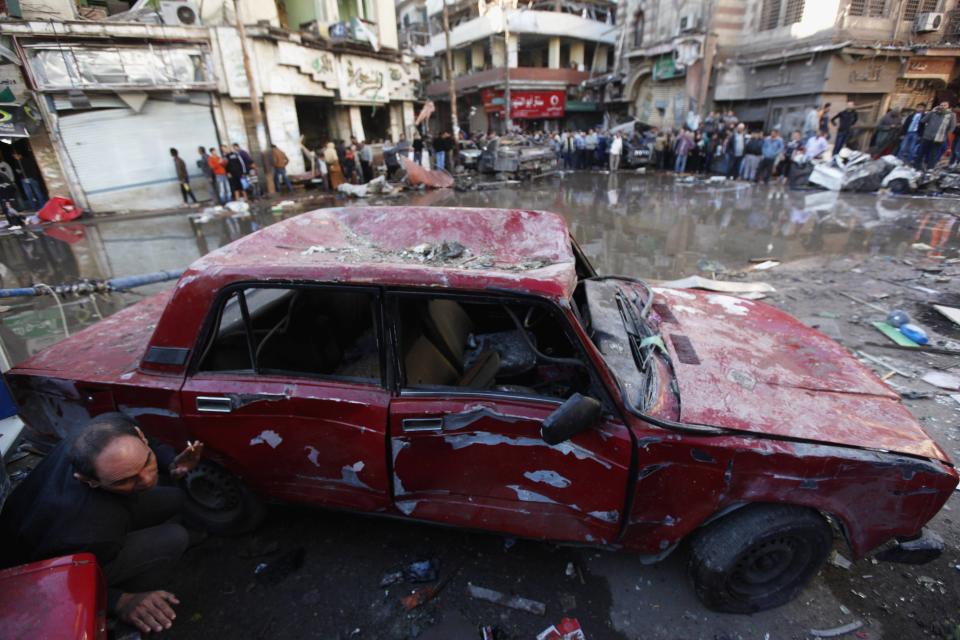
<box><xmin>7</xmin><ymin>206</ymin><xmax>957</xmax><ymax>613</ymax></box>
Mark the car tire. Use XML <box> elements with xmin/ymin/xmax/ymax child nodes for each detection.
<box><xmin>180</xmin><ymin>460</ymin><xmax>266</xmax><ymax>536</ymax></box>
<box><xmin>688</xmin><ymin>504</ymin><xmax>832</xmax><ymax>613</ymax></box>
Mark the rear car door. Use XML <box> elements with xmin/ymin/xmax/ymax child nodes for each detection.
<box><xmin>387</xmin><ymin>291</ymin><xmax>632</xmax><ymax>544</ymax></box>
<box><xmin>180</xmin><ymin>284</ymin><xmax>390</xmax><ymax>512</ymax></box>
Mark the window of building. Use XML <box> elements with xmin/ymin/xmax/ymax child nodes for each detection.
<box><xmin>849</xmin><ymin>0</ymin><xmax>888</xmax><ymax>16</ymax></box>
<box><xmin>903</xmin><ymin>0</ymin><xmax>940</xmax><ymax>20</ymax></box>
<box><xmin>200</xmin><ymin>286</ymin><xmax>381</xmax><ymax>383</ymax></box>
<box><xmin>633</xmin><ymin>11</ymin><xmax>644</xmax><ymax>47</ymax></box>
<box><xmin>760</xmin><ymin>0</ymin><xmax>804</xmax><ymax>29</ymax></box>
<box><xmin>784</xmin><ymin>0</ymin><xmax>805</xmax><ymax>23</ymax></box>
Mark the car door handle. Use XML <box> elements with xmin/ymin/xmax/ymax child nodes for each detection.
<box><xmin>402</xmin><ymin>417</ymin><xmax>444</xmax><ymax>433</ymax></box>
<box><xmin>196</xmin><ymin>396</ymin><xmax>233</xmax><ymax>413</ymax></box>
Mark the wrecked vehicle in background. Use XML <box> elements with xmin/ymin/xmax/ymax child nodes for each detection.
<box><xmin>803</xmin><ymin>149</ymin><xmax>960</xmax><ymax>195</ymax></box>
<box><xmin>457</xmin><ymin>140</ymin><xmax>483</xmax><ymax>171</ymax></box>
<box><xmin>5</xmin><ymin>207</ymin><xmax>957</xmax><ymax>613</ymax></box>
<box><xmin>479</xmin><ymin>136</ymin><xmax>556</xmax><ymax>178</ymax></box>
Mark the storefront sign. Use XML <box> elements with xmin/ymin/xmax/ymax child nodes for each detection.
<box><xmin>481</xmin><ymin>89</ymin><xmax>565</xmax><ymax>119</ymax></box>
<box><xmin>653</xmin><ymin>55</ymin><xmax>683</xmax><ymax>81</ymax></box>
<box><xmin>903</xmin><ymin>57</ymin><xmax>955</xmax><ymax>81</ymax></box>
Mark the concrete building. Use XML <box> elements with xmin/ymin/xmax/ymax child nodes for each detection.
<box><xmin>712</xmin><ymin>0</ymin><xmax>960</xmax><ymax>143</ymax></box>
<box><xmin>0</xmin><ymin>0</ymin><xmax>419</xmax><ymax>212</ymax></box>
<box><xmin>422</xmin><ymin>0</ymin><xmax>618</xmax><ymax>134</ymax></box>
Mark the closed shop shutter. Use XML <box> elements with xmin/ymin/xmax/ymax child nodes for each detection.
<box><xmin>59</xmin><ymin>98</ymin><xmax>218</xmax><ymax>211</ymax></box>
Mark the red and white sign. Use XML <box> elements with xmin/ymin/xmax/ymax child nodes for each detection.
<box><xmin>481</xmin><ymin>89</ymin><xmax>565</xmax><ymax>119</ymax></box>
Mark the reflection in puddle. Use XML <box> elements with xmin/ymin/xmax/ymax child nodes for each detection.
<box><xmin>0</xmin><ymin>174</ymin><xmax>957</xmax><ymax>366</ymax></box>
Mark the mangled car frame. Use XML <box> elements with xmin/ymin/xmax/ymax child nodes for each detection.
<box><xmin>7</xmin><ymin>206</ymin><xmax>956</xmax><ymax>613</ymax></box>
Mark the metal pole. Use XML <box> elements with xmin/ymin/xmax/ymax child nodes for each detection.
<box><xmin>502</xmin><ymin>2</ymin><xmax>512</xmax><ymax>132</ymax></box>
<box><xmin>442</xmin><ymin>0</ymin><xmax>459</xmax><ymax>139</ymax></box>
<box><xmin>232</xmin><ymin>0</ymin><xmax>275</xmax><ymax>194</ymax></box>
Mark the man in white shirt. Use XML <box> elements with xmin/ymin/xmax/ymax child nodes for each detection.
<box><xmin>804</xmin><ymin>131</ymin><xmax>829</xmax><ymax>161</ymax></box>
<box><xmin>608</xmin><ymin>133</ymin><xmax>623</xmax><ymax>171</ymax></box>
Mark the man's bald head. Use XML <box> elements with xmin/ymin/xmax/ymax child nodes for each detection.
<box><xmin>69</xmin><ymin>414</ymin><xmax>159</xmax><ymax>494</ymax></box>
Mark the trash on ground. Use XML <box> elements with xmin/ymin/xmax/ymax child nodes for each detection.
<box><xmin>749</xmin><ymin>260</ymin><xmax>780</xmax><ymax>271</ymax></box>
<box><xmin>808</xmin><ymin>621</ymin><xmax>864</xmax><ymax>638</ymax></box>
<box><xmin>921</xmin><ymin>370</ymin><xmax>960</xmax><ymax>391</ymax></box>
<box><xmin>933</xmin><ymin>304</ymin><xmax>960</xmax><ymax>327</ymax></box>
<box><xmin>656</xmin><ymin>275</ymin><xmax>775</xmax><ymax>294</ymax></box>
<box><xmin>829</xmin><ymin>550</ymin><xmax>853</xmax><ymax>570</ymax></box>
<box><xmin>401</xmin><ymin>585</ymin><xmax>439</xmax><ymax>610</ymax></box>
<box><xmin>466</xmin><ymin>583</ymin><xmax>546</xmax><ymax>615</ymax></box>
<box><xmin>536</xmin><ymin>617</ymin><xmax>586</xmax><ymax>640</ymax></box>
<box><xmin>225</xmin><ymin>200</ymin><xmax>250</xmax><ymax>215</ymax></box>
<box><xmin>402</xmin><ymin>559</ymin><xmax>439</xmax><ymax>583</ymax></box>
<box><xmin>37</xmin><ymin>197</ymin><xmax>81</xmax><ymax>223</ymax></box>
<box><xmin>856</xmin><ymin>351</ymin><xmax>913</xmax><ymax>378</ymax></box>
<box><xmin>400</xmin><ymin>156</ymin><xmax>455</xmax><ymax>188</ymax></box>
<box><xmin>696</xmin><ymin>258</ymin><xmax>726</xmax><ymax>273</ymax></box>
<box><xmin>871</xmin><ymin>321</ymin><xmax>919</xmax><ymax>347</ymax></box>
<box><xmin>899</xmin><ymin>322</ymin><xmax>929</xmax><ymax>344</ymax></box>
<box><xmin>253</xmin><ymin>547</ymin><xmax>305</xmax><ymax>585</ymax></box>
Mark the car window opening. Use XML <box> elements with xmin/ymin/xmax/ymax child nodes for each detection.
<box><xmin>199</xmin><ymin>286</ymin><xmax>381</xmax><ymax>382</ymax></box>
<box><xmin>397</xmin><ymin>296</ymin><xmax>591</xmax><ymax>400</ymax></box>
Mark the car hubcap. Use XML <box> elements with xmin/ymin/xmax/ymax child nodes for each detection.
<box><xmin>185</xmin><ymin>463</ymin><xmax>242</xmax><ymax>511</ymax></box>
<box><xmin>731</xmin><ymin>535</ymin><xmax>810</xmax><ymax>597</ymax></box>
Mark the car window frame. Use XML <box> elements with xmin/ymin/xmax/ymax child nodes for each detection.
<box><xmin>385</xmin><ymin>287</ymin><xmax>613</xmax><ymax>408</ymax></box>
<box><xmin>188</xmin><ymin>280</ymin><xmax>387</xmax><ymax>389</ymax></box>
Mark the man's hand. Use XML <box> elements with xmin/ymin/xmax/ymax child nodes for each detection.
<box><xmin>117</xmin><ymin>590</ymin><xmax>179</xmax><ymax>633</ymax></box>
<box><xmin>169</xmin><ymin>440</ymin><xmax>204</xmax><ymax>480</ymax></box>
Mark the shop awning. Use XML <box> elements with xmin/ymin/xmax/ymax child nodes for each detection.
<box><xmin>566</xmin><ymin>100</ymin><xmax>599</xmax><ymax>112</ymax></box>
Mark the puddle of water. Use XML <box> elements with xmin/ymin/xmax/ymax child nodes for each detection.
<box><xmin>0</xmin><ymin>173</ymin><xmax>957</xmax><ymax>366</ymax></box>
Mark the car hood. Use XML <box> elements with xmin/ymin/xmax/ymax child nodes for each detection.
<box><xmin>650</xmin><ymin>287</ymin><xmax>949</xmax><ymax>462</ymax></box>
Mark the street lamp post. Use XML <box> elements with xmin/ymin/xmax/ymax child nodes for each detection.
<box><xmin>441</xmin><ymin>0</ymin><xmax>459</xmax><ymax>138</ymax></box>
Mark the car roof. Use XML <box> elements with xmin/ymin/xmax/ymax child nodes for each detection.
<box><xmin>190</xmin><ymin>206</ymin><xmax>578</xmax><ymax>301</ymax></box>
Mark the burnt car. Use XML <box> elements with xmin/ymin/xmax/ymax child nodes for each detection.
<box><xmin>622</xmin><ymin>137</ymin><xmax>654</xmax><ymax>168</ymax></box>
<box><xmin>458</xmin><ymin>140</ymin><xmax>483</xmax><ymax>170</ymax></box>
<box><xmin>478</xmin><ymin>136</ymin><xmax>556</xmax><ymax>178</ymax></box>
<box><xmin>6</xmin><ymin>207</ymin><xmax>956</xmax><ymax>613</ymax></box>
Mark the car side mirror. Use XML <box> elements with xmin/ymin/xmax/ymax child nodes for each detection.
<box><xmin>541</xmin><ymin>393</ymin><xmax>602</xmax><ymax>445</ymax></box>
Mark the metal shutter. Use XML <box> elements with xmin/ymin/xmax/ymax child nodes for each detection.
<box><xmin>58</xmin><ymin>99</ymin><xmax>218</xmax><ymax>211</ymax></box>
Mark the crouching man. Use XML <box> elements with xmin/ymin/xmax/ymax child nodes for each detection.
<box><xmin>0</xmin><ymin>413</ymin><xmax>204</xmax><ymax>633</ymax></box>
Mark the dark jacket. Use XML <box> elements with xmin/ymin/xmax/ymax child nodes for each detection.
<box><xmin>173</xmin><ymin>156</ymin><xmax>188</xmax><ymax>182</ymax></box>
<box><xmin>830</xmin><ymin>109</ymin><xmax>859</xmax><ymax>133</ymax></box>
<box><xmin>745</xmin><ymin>138</ymin><xmax>763</xmax><ymax>156</ymax></box>
<box><xmin>900</xmin><ymin>111</ymin><xmax>926</xmax><ymax>137</ymax></box>
<box><xmin>921</xmin><ymin>108</ymin><xmax>957</xmax><ymax>142</ymax></box>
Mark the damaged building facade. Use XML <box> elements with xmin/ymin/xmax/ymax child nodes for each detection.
<box><xmin>0</xmin><ymin>0</ymin><xmax>420</xmax><ymax>212</ymax></box>
<box><xmin>616</xmin><ymin>0</ymin><xmax>960</xmax><ymax>139</ymax></box>
<box><xmin>422</xmin><ymin>0</ymin><xmax>617</xmax><ymax>134</ymax></box>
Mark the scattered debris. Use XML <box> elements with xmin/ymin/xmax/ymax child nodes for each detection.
<box><xmin>829</xmin><ymin>551</ymin><xmax>853</xmax><ymax>570</ymax></box>
<box><xmin>871</xmin><ymin>321</ymin><xmax>919</xmax><ymax>347</ymax></box>
<box><xmin>536</xmin><ymin>617</ymin><xmax>586</xmax><ymax>640</ymax></box>
<box><xmin>933</xmin><ymin>304</ymin><xmax>960</xmax><ymax>327</ymax></box>
<box><xmin>656</xmin><ymin>275</ymin><xmax>775</xmax><ymax>294</ymax></box>
<box><xmin>400</xmin><ymin>156</ymin><xmax>455</xmax><ymax>188</ymax></box>
<box><xmin>750</xmin><ymin>260</ymin><xmax>780</xmax><ymax>271</ymax></box>
<box><xmin>921</xmin><ymin>370</ymin><xmax>960</xmax><ymax>391</ymax></box>
<box><xmin>337</xmin><ymin>175</ymin><xmax>398</xmax><ymax>198</ymax></box>
<box><xmin>808</xmin><ymin>621</ymin><xmax>864</xmax><ymax>638</ymax></box>
<box><xmin>253</xmin><ymin>547</ymin><xmax>305</xmax><ymax>586</ymax></box>
<box><xmin>856</xmin><ymin>351</ymin><xmax>913</xmax><ymax>378</ymax></box>
<box><xmin>466</xmin><ymin>583</ymin><xmax>546</xmax><ymax>615</ymax></box>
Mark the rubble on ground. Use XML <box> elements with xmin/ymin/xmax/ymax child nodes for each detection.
<box><xmin>802</xmin><ymin>148</ymin><xmax>960</xmax><ymax>196</ymax></box>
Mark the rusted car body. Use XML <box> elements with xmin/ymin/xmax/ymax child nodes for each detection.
<box><xmin>6</xmin><ymin>207</ymin><xmax>956</xmax><ymax>612</ymax></box>
<box><xmin>478</xmin><ymin>137</ymin><xmax>556</xmax><ymax>177</ymax></box>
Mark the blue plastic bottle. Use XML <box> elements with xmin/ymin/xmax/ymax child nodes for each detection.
<box><xmin>899</xmin><ymin>323</ymin><xmax>929</xmax><ymax>345</ymax></box>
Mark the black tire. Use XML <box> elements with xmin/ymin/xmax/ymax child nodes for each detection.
<box><xmin>688</xmin><ymin>504</ymin><xmax>832</xmax><ymax>613</ymax></box>
<box><xmin>180</xmin><ymin>460</ymin><xmax>266</xmax><ymax>536</ymax></box>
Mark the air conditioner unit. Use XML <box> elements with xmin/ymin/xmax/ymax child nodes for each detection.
<box><xmin>914</xmin><ymin>12</ymin><xmax>943</xmax><ymax>32</ymax></box>
<box><xmin>679</xmin><ymin>13</ymin><xmax>699</xmax><ymax>32</ymax></box>
<box><xmin>159</xmin><ymin>0</ymin><xmax>200</xmax><ymax>26</ymax></box>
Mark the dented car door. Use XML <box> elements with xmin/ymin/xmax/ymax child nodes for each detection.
<box><xmin>179</xmin><ymin>284</ymin><xmax>390</xmax><ymax>511</ymax></box>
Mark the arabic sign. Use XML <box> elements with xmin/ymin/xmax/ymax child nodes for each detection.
<box><xmin>653</xmin><ymin>55</ymin><xmax>684</xmax><ymax>81</ymax></box>
<box><xmin>0</xmin><ymin>104</ymin><xmax>38</xmax><ymax>137</ymax></box>
<box><xmin>904</xmin><ymin>57</ymin><xmax>955</xmax><ymax>81</ymax></box>
<box><xmin>481</xmin><ymin>90</ymin><xmax>565</xmax><ymax>119</ymax></box>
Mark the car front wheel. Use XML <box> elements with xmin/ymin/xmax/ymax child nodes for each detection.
<box><xmin>180</xmin><ymin>460</ymin><xmax>265</xmax><ymax>535</ymax></box>
<box><xmin>689</xmin><ymin>504</ymin><xmax>832</xmax><ymax>613</ymax></box>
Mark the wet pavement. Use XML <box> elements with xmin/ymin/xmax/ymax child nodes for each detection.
<box><xmin>3</xmin><ymin>173</ymin><xmax>960</xmax><ymax>639</ymax></box>
<box><xmin>2</xmin><ymin>172</ymin><xmax>958</xmax><ymax>367</ymax></box>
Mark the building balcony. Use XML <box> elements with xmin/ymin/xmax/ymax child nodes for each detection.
<box><xmin>429</xmin><ymin>8</ymin><xmax>617</xmax><ymax>52</ymax></box>
<box><xmin>425</xmin><ymin>66</ymin><xmax>590</xmax><ymax>96</ymax></box>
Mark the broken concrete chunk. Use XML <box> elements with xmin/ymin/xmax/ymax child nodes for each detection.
<box><xmin>466</xmin><ymin>583</ymin><xmax>546</xmax><ymax>615</ymax></box>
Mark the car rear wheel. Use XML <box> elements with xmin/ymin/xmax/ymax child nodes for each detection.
<box><xmin>689</xmin><ymin>504</ymin><xmax>832</xmax><ymax>613</ymax></box>
<box><xmin>181</xmin><ymin>460</ymin><xmax>265</xmax><ymax>535</ymax></box>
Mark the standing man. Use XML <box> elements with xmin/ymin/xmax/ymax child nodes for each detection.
<box><xmin>898</xmin><ymin>103</ymin><xmax>926</xmax><ymax>164</ymax></box>
<box><xmin>270</xmin><ymin>144</ymin><xmax>294</xmax><ymax>193</ymax></box>
<box><xmin>433</xmin><ymin>133</ymin><xmax>446</xmax><ymax>172</ymax></box>
<box><xmin>830</xmin><ymin>101</ymin><xmax>859</xmax><ymax>155</ymax></box>
<box><xmin>10</xmin><ymin>151</ymin><xmax>44</xmax><ymax>211</ymax></box>
<box><xmin>818</xmin><ymin>103</ymin><xmax>832</xmax><ymax>137</ymax></box>
<box><xmin>673</xmin><ymin>129</ymin><xmax>694</xmax><ymax>173</ymax></box>
<box><xmin>726</xmin><ymin>123</ymin><xmax>746</xmax><ymax>179</ymax></box>
<box><xmin>608</xmin><ymin>133</ymin><xmax>623</xmax><ymax>171</ymax></box>
<box><xmin>359</xmin><ymin>142</ymin><xmax>374</xmax><ymax>182</ymax></box>
<box><xmin>757</xmin><ymin>128</ymin><xmax>784</xmax><ymax>184</ymax></box>
<box><xmin>223</xmin><ymin>144</ymin><xmax>247</xmax><ymax>202</ymax></box>
<box><xmin>207</xmin><ymin>147</ymin><xmax>230</xmax><ymax>204</ymax></box>
<box><xmin>170</xmin><ymin>148</ymin><xmax>197</xmax><ymax>206</ymax></box>
<box><xmin>574</xmin><ymin>130</ymin><xmax>586</xmax><ymax>169</ymax></box>
<box><xmin>918</xmin><ymin>100</ymin><xmax>956</xmax><ymax>170</ymax></box>
<box><xmin>803</xmin><ymin>105</ymin><xmax>819</xmax><ymax>142</ymax></box>
<box><xmin>0</xmin><ymin>413</ymin><xmax>205</xmax><ymax>634</ymax></box>
<box><xmin>585</xmin><ymin>129</ymin><xmax>598</xmax><ymax>168</ymax></box>
<box><xmin>196</xmin><ymin>146</ymin><xmax>214</xmax><ymax>200</ymax></box>
<box><xmin>562</xmin><ymin>130</ymin><xmax>575</xmax><ymax>170</ymax></box>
